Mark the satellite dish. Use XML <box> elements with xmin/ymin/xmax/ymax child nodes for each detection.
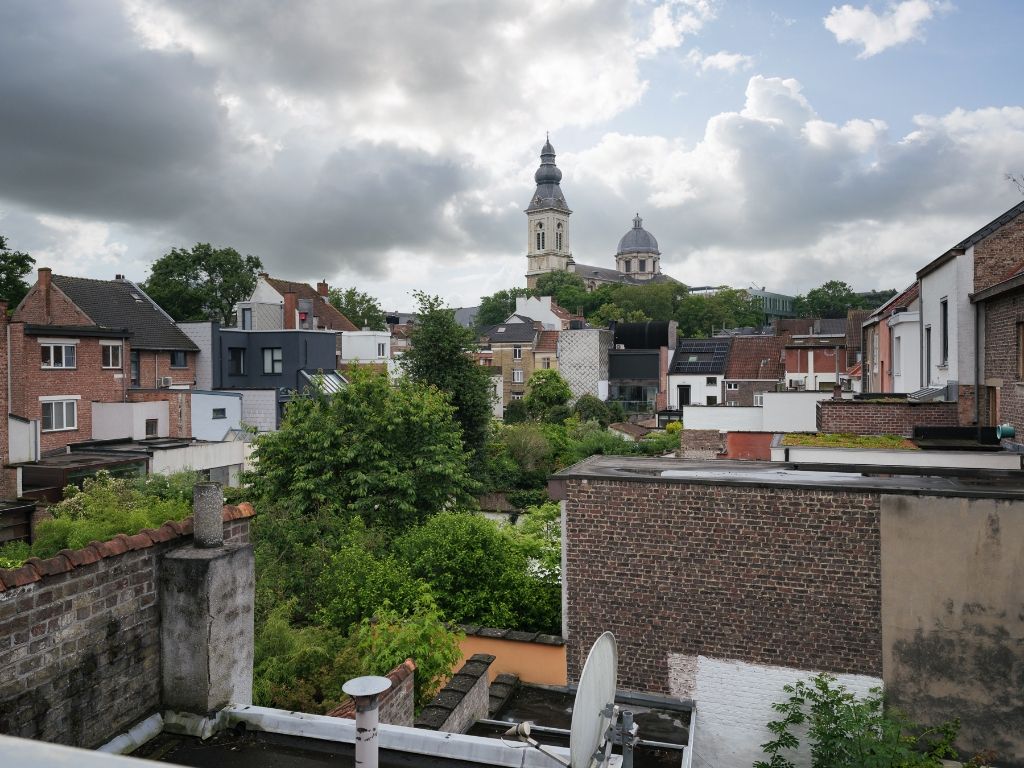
<box><xmin>569</xmin><ymin>632</ymin><xmax>618</xmax><ymax>768</ymax></box>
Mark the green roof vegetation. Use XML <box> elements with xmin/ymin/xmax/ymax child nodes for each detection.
<box><xmin>782</xmin><ymin>433</ymin><xmax>918</xmax><ymax>450</ymax></box>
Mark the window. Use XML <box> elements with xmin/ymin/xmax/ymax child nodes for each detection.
<box><xmin>377</xmin><ymin>342</ymin><xmax>386</xmax><ymax>357</ymax></box>
<box><xmin>241</xmin><ymin>307</ymin><xmax>253</xmax><ymax>330</ymax></box>
<box><xmin>706</xmin><ymin>376</ymin><xmax>717</xmax><ymax>386</ymax></box>
<box><xmin>535</xmin><ymin>223</ymin><xmax>545</xmax><ymax>250</ymax></box>
<box><xmin>212</xmin><ymin>408</ymin><xmax>227</xmax><ymax>420</ymax></box>
<box><xmin>753</xmin><ymin>392</ymin><xmax>764</xmax><ymax>406</ymax></box>
<box><xmin>726</xmin><ymin>382</ymin><xmax>739</xmax><ymax>390</ymax></box>
<box><xmin>706</xmin><ymin>395</ymin><xmax>718</xmax><ymax>406</ymax></box>
<box><xmin>170</xmin><ymin>350</ymin><xmax>187</xmax><ymax>368</ymax></box>
<box><xmin>924</xmin><ymin>326</ymin><xmax>932</xmax><ymax>383</ymax></box>
<box><xmin>543</xmin><ymin>357</ymin><xmax>551</xmax><ymax>369</ymax></box>
<box><xmin>512</xmin><ymin>368</ymin><xmax>524</xmax><ymax>384</ymax></box>
<box><xmin>513</xmin><ymin>345</ymin><xmax>523</xmax><ymax>360</ymax></box>
<box><xmin>40</xmin><ymin>342</ymin><xmax>76</xmax><ymax>369</ymax></box>
<box><xmin>624</xmin><ymin>260</ymin><xmax>631</xmax><ymax>273</ymax></box>
<box><xmin>263</xmin><ymin>347</ymin><xmax>283</xmax><ymax>374</ymax></box>
<box><xmin>894</xmin><ymin>337</ymin><xmax>902</xmax><ymax>376</ymax></box>
<box><xmin>939</xmin><ymin>298</ymin><xmax>949</xmax><ymax>365</ymax></box>
<box><xmin>145</xmin><ymin>419</ymin><xmax>158</xmax><ymax>438</ymax></box>
<box><xmin>511</xmin><ymin>392</ymin><xmax>523</xmax><ymax>400</ymax></box>
<box><xmin>101</xmin><ymin>342</ymin><xmax>122</xmax><ymax>369</ymax></box>
<box><xmin>41</xmin><ymin>399</ymin><xmax>77</xmax><ymax>432</ymax></box>
<box><xmin>130</xmin><ymin>350</ymin><xmax>140</xmax><ymax>386</ymax></box>
<box><xmin>639</xmin><ymin>259</ymin><xmax>646</xmax><ymax>272</ymax></box>
<box><xmin>229</xmin><ymin>347</ymin><xmax>246</xmax><ymax>376</ymax></box>
<box><xmin>872</xmin><ymin>332</ymin><xmax>879</xmax><ymax>373</ymax></box>
<box><xmin>556</xmin><ymin>223</ymin><xmax>563</xmax><ymax>251</ymax></box>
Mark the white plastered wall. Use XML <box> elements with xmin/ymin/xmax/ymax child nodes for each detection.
<box><xmin>669</xmin><ymin>654</ymin><xmax>882</xmax><ymax>768</ymax></box>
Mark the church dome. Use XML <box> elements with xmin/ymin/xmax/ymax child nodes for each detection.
<box><xmin>616</xmin><ymin>214</ymin><xmax>660</xmax><ymax>255</ymax></box>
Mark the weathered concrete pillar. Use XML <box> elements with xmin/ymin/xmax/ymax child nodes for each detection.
<box><xmin>159</xmin><ymin>487</ymin><xmax>253</xmax><ymax>714</ymax></box>
<box><xmin>193</xmin><ymin>482</ymin><xmax>224</xmax><ymax>548</ymax></box>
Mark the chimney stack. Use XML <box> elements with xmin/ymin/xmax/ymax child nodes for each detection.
<box><xmin>317</xmin><ymin>281</ymin><xmax>329</xmax><ymax>297</ymax></box>
<box><xmin>283</xmin><ymin>291</ymin><xmax>297</xmax><ymax>329</ymax></box>
<box><xmin>115</xmin><ymin>273</ymin><xmax>125</xmax><ymax>281</ymax></box>
<box><xmin>38</xmin><ymin>268</ymin><xmax>52</xmax><ymax>324</ymax></box>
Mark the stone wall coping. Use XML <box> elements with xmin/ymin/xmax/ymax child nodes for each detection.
<box><xmin>0</xmin><ymin>502</ymin><xmax>255</xmax><ymax>592</ymax></box>
<box><xmin>326</xmin><ymin>658</ymin><xmax>417</xmax><ymax>719</ymax></box>
<box><xmin>414</xmin><ymin>653</ymin><xmax>495</xmax><ymax>730</ymax></box>
<box><xmin>461</xmin><ymin>625</ymin><xmax>565</xmax><ymax>646</ymax></box>
<box><xmin>821</xmin><ymin>399</ymin><xmax>956</xmax><ymax>407</ymax></box>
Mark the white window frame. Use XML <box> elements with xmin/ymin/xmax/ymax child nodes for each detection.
<box><xmin>39</xmin><ymin>395</ymin><xmax>80</xmax><ymax>432</ymax></box>
<box><xmin>263</xmin><ymin>347</ymin><xmax>283</xmax><ymax>375</ymax></box>
<box><xmin>513</xmin><ymin>345</ymin><xmax>523</xmax><ymax>360</ymax></box>
<box><xmin>726</xmin><ymin>382</ymin><xmax>739</xmax><ymax>390</ymax></box>
<box><xmin>100</xmin><ymin>340</ymin><xmax>122</xmax><ymax>369</ymax></box>
<box><xmin>377</xmin><ymin>342</ymin><xmax>386</xmax><ymax>357</ymax></box>
<box><xmin>893</xmin><ymin>336</ymin><xmax>902</xmax><ymax>377</ymax></box>
<box><xmin>753</xmin><ymin>392</ymin><xmax>764</xmax><ymax>406</ymax></box>
<box><xmin>512</xmin><ymin>368</ymin><xmax>524</xmax><ymax>384</ymax></box>
<box><xmin>40</xmin><ymin>338</ymin><xmax>78</xmax><ymax>370</ymax></box>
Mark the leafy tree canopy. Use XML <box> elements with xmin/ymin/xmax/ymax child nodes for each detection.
<box><xmin>524</xmin><ymin>369</ymin><xmax>572</xmax><ymax>418</ymax></box>
<box><xmin>143</xmin><ymin>242</ymin><xmax>263</xmax><ymax>324</ymax></box>
<box><xmin>250</xmin><ymin>366</ymin><xmax>476</xmax><ymax>532</ymax></box>
<box><xmin>0</xmin><ymin>234</ymin><xmax>35</xmax><ymax>310</ymax></box>
<box><xmin>402</xmin><ymin>292</ymin><xmax>494</xmax><ymax>469</ymax></box>
<box><xmin>792</xmin><ymin>280</ymin><xmax>866</xmax><ymax>319</ymax></box>
<box><xmin>534</xmin><ymin>271</ymin><xmax>592</xmax><ymax>316</ymax></box>
<box><xmin>476</xmin><ymin>287</ymin><xmax>534</xmax><ymax>329</ymax></box>
<box><xmin>328</xmin><ymin>287</ymin><xmax>386</xmax><ymax>330</ymax></box>
<box><xmin>588</xmin><ymin>302</ymin><xmax>650</xmax><ymax>328</ymax></box>
<box><xmin>674</xmin><ymin>288</ymin><xmax>764</xmax><ymax>336</ymax></box>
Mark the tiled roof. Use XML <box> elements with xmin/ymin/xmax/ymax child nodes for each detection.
<box><xmin>845</xmin><ymin>310</ymin><xmax>871</xmax><ymax>351</ymax></box>
<box><xmin>535</xmin><ymin>331</ymin><xmax>559</xmax><ymax>352</ymax></box>
<box><xmin>479</xmin><ymin>322</ymin><xmax>537</xmax><ymax>344</ymax></box>
<box><xmin>725</xmin><ymin>335</ymin><xmax>786</xmax><ymax>380</ymax></box>
<box><xmin>51</xmin><ymin>275</ymin><xmax>199</xmax><ymax>351</ymax></box>
<box><xmin>572</xmin><ymin>262</ymin><xmax>680</xmax><ymax>286</ymax></box>
<box><xmin>670</xmin><ymin>338</ymin><xmax>732</xmax><ymax>375</ymax></box>
<box><xmin>264</xmin><ymin>277</ymin><xmax>358</xmax><ymax>331</ymax></box>
<box><xmin>609</xmin><ymin>422</ymin><xmax>652</xmax><ymax>439</ymax></box>
<box><xmin>0</xmin><ymin>504</ymin><xmax>255</xmax><ymax>591</ymax></box>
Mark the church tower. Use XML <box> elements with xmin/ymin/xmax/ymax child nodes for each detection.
<box><xmin>525</xmin><ymin>137</ymin><xmax>572</xmax><ymax>289</ymax></box>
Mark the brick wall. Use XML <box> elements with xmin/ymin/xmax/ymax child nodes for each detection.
<box><xmin>723</xmin><ymin>432</ymin><xmax>773</xmax><ymax>460</ymax></box>
<box><xmin>126</xmin><ymin>390</ymin><xmax>192</xmax><ymax>439</ymax></box>
<box><xmin>326</xmin><ymin>658</ymin><xmax>416</xmax><ymax>727</ymax></box>
<box><xmin>564</xmin><ymin>478</ymin><xmax>882</xmax><ymax>694</ymax></box>
<box><xmin>0</xmin><ymin>504</ymin><xmax>254</xmax><ymax>748</ymax></box>
<box><xmin>9</xmin><ymin>323</ymin><xmax>130</xmax><ymax>453</ymax></box>
<box><xmin>134</xmin><ymin>350</ymin><xmax>197</xmax><ymax>389</ymax></box>
<box><xmin>678</xmin><ymin>429</ymin><xmax>724</xmax><ymax>459</ymax></box>
<box><xmin>816</xmin><ymin>399</ymin><xmax>959</xmax><ymax>437</ymax></box>
<box><xmin>973</xmin><ymin>207</ymin><xmax>1024</xmax><ymax>294</ymax></box>
<box><xmin>984</xmin><ymin>288</ymin><xmax>1024</xmax><ymax>444</ymax></box>
<box><xmin>491</xmin><ymin>343</ymin><xmax>536</xmax><ymax>405</ymax></box>
<box><xmin>415</xmin><ymin>653</ymin><xmax>494</xmax><ymax>734</ymax></box>
<box><xmin>723</xmin><ymin>380</ymin><xmax>772</xmax><ymax>407</ymax></box>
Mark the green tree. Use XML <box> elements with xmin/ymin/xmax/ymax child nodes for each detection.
<box><xmin>573</xmin><ymin>394</ymin><xmax>613</xmax><ymax>427</ymax></box>
<box><xmin>588</xmin><ymin>302</ymin><xmax>650</xmax><ymax>327</ymax></box>
<box><xmin>524</xmin><ymin>369</ymin><xmax>572</xmax><ymax>418</ymax></box>
<box><xmin>328</xmin><ymin>287</ymin><xmax>386</xmax><ymax>330</ymax></box>
<box><xmin>675</xmin><ymin>288</ymin><xmax>764</xmax><ymax>336</ymax></box>
<box><xmin>402</xmin><ymin>292</ymin><xmax>494</xmax><ymax>470</ymax></box>
<box><xmin>143</xmin><ymin>242</ymin><xmax>263</xmax><ymax>324</ymax></box>
<box><xmin>250</xmin><ymin>367</ymin><xmax>476</xmax><ymax>532</ymax></box>
<box><xmin>534</xmin><ymin>271</ymin><xmax>592</xmax><ymax>315</ymax></box>
<box><xmin>0</xmin><ymin>235</ymin><xmax>35</xmax><ymax>309</ymax></box>
<box><xmin>792</xmin><ymin>280</ymin><xmax>864</xmax><ymax>319</ymax></box>
<box><xmin>477</xmin><ymin>287</ymin><xmax>534</xmax><ymax>329</ymax></box>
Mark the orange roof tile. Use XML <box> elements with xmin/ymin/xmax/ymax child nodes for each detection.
<box><xmin>535</xmin><ymin>330</ymin><xmax>559</xmax><ymax>352</ymax></box>
<box><xmin>725</xmin><ymin>335</ymin><xmax>786</xmax><ymax>380</ymax></box>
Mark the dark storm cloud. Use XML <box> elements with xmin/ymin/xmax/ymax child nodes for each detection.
<box><xmin>0</xmin><ymin>1</ymin><xmax>226</xmax><ymax>223</ymax></box>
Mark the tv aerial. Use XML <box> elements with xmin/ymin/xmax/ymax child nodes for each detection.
<box><xmin>504</xmin><ymin>632</ymin><xmax>638</xmax><ymax>768</ymax></box>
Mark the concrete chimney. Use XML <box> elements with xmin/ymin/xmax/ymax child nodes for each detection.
<box><xmin>283</xmin><ymin>291</ymin><xmax>297</xmax><ymax>329</ymax></box>
<box><xmin>317</xmin><ymin>281</ymin><xmax>329</xmax><ymax>297</ymax></box>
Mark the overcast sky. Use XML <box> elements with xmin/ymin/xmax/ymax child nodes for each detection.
<box><xmin>1</xmin><ymin>0</ymin><xmax>1022</xmax><ymax>310</ymax></box>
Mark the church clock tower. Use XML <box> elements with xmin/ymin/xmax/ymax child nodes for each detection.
<box><xmin>525</xmin><ymin>137</ymin><xmax>572</xmax><ymax>289</ymax></box>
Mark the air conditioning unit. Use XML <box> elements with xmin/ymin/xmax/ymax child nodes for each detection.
<box><xmin>159</xmin><ymin>376</ymin><xmax>173</xmax><ymax>387</ymax></box>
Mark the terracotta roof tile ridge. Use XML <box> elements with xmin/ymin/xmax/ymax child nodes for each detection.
<box><xmin>0</xmin><ymin>503</ymin><xmax>256</xmax><ymax>592</ymax></box>
<box><xmin>326</xmin><ymin>658</ymin><xmax>416</xmax><ymax>718</ymax></box>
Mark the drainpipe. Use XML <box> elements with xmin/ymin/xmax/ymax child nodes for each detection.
<box><xmin>342</xmin><ymin>676</ymin><xmax>392</xmax><ymax>768</ymax></box>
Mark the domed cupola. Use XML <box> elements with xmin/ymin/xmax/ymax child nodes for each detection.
<box><xmin>615</xmin><ymin>214</ymin><xmax>662</xmax><ymax>279</ymax></box>
<box><xmin>527</xmin><ymin>136</ymin><xmax>570</xmax><ymax>213</ymax></box>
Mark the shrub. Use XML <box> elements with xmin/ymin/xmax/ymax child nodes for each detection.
<box><xmin>503</xmin><ymin>399</ymin><xmax>529</xmax><ymax>423</ymax></box>
<box><xmin>573</xmin><ymin>394</ymin><xmax>612</xmax><ymax>427</ymax></box>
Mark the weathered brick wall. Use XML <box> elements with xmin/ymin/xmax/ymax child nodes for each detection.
<box><xmin>973</xmin><ymin>207</ymin><xmax>1024</xmax><ymax>294</ymax></box>
<box><xmin>415</xmin><ymin>653</ymin><xmax>494</xmax><ymax>734</ymax></box>
<box><xmin>816</xmin><ymin>399</ymin><xmax>958</xmax><ymax>436</ymax></box>
<box><xmin>9</xmin><ymin>323</ymin><xmax>130</xmax><ymax>453</ymax></box>
<box><xmin>134</xmin><ymin>351</ymin><xmax>197</xmax><ymax>389</ymax></box>
<box><xmin>723</xmin><ymin>380</ymin><xmax>771</xmax><ymax>407</ymax></box>
<box><xmin>0</xmin><ymin>505</ymin><xmax>253</xmax><ymax>748</ymax></box>
<box><xmin>564</xmin><ymin>478</ymin><xmax>882</xmax><ymax>694</ymax></box>
<box><xmin>984</xmin><ymin>288</ymin><xmax>1024</xmax><ymax>445</ymax></box>
<box><xmin>679</xmin><ymin>429</ymin><xmax>724</xmax><ymax>459</ymax></box>
<box><xmin>126</xmin><ymin>390</ymin><xmax>193</xmax><ymax>439</ymax></box>
<box><xmin>327</xmin><ymin>658</ymin><xmax>415</xmax><ymax>727</ymax></box>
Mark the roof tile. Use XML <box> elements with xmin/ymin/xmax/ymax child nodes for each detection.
<box><xmin>726</xmin><ymin>336</ymin><xmax>786</xmax><ymax>380</ymax></box>
<box><xmin>25</xmin><ymin>555</ymin><xmax>72</xmax><ymax>577</ymax></box>
<box><xmin>3</xmin><ymin>563</ymin><xmax>41</xmax><ymax>588</ymax></box>
<box><xmin>535</xmin><ymin>330</ymin><xmax>559</xmax><ymax>352</ymax></box>
<box><xmin>263</xmin><ymin>277</ymin><xmax>359</xmax><ymax>332</ymax></box>
<box><xmin>125</xmin><ymin>532</ymin><xmax>154</xmax><ymax>550</ymax></box>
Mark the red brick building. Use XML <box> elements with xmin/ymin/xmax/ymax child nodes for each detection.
<box><xmin>9</xmin><ymin>269</ymin><xmax>199</xmax><ymax>452</ymax></box>
<box><xmin>973</xmin><ymin>260</ymin><xmax>1024</xmax><ymax>445</ymax></box>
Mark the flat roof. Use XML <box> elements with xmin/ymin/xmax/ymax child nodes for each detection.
<box><xmin>551</xmin><ymin>456</ymin><xmax>1024</xmax><ymax>500</ymax></box>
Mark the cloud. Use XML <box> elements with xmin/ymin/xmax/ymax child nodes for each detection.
<box><xmin>567</xmin><ymin>76</ymin><xmax>1024</xmax><ymax>294</ymax></box>
<box><xmin>686</xmin><ymin>49</ymin><xmax>754</xmax><ymax>73</ymax></box>
<box><xmin>824</xmin><ymin>0</ymin><xmax>950</xmax><ymax>58</ymax></box>
<box><xmin>637</xmin><ymin>0</ymin><xmax>718</xmax><ymax>57</ymax></box>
